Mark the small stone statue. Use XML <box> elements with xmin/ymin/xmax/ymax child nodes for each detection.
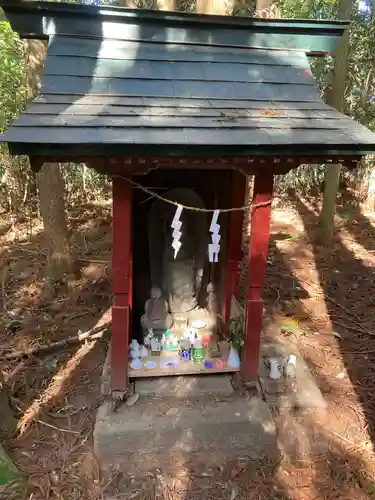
<box><xmin>206</xmin><ymin>282</ymin><xmax>218</xmax><ymax>315</ymax></box>
<box><xmin>144</xmin><ymin>328</ymin><xmax>154</xmax><ymax>348</ymax></box>
<box><xmin>141</xmin><ymin>287</ymin><xmax>173</xmax><ymax>331</ymax></box>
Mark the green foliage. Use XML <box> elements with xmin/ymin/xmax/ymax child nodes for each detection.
<box><xmin>0</xmin><ymin>21</ymin><xmax>26</xmax><ymax>134</ymax></box>
<box><xmin>227</xmin><ymin>316</ymin><xmax>244</xmax><ymax>351</ymax></box>
<box><xmin>275</xmin><ymin>163</ymin><xmax>325</xmax><ymax>195</ymax></box>
<box><xmin>0</xmin><ymin>21</ymin><xmax>26</xmax><ymax>180</ymax></box>
<box><xmin>275</xmin><ymin>0</ymin><xmax>375</xmax><ymax>197</ymax></box>
<box><xmin>0</xmin><ymin>19</ymin><xmax>28</xmax><ymax>201</ymax></box>
<box><xmin>61</xmin><ymin>163</ymin><xmax>111</xmax><ymax>205</ymax></box>
<box><xmin>347</xmin><ymin>8</ymin><xmax>375</xmax><ymax>131</ymax></box>
<box><xmin>1</xmin><ymin>0</ymin><xmax>375</xmax><ymax>207</ymax></box>
<box><xmin>276</xmin><ymin>0</ymin><xmax>337</xmax><ymax>20</ymax></box>
<box><xmin>0</xmin><ymin>11</ymin><xmax>110</xmax><ymax>207</ymax></box>
<box><xmin>0</xmin><ymin>444</ymin><xmax>19</xmax><ymax>486</ymax></box>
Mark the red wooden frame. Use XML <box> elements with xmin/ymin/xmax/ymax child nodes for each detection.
<box><xmin>27</xmin><ymin>155</ymin><xmax>361</xmax><ymax>388</ymax></box>
<box><xmin>224</xmin><ymin>170</ymin><xmax>246</xmax><ymax>325</ymax></box>
<box><xmin>241</xmin><ymin>173</ymin><xmax>274</xmax><ymax>382</ymax></box>
<box><xmin>111</xmin><ymin>177</ymin><xmax>133</xmax><ymax>393</ymax></box>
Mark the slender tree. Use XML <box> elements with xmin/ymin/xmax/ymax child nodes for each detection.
<box><xmin>197</xmin><ymin>0</ymin><xmax>228</xmax><ymax>15</ymax></box>
<box><xmin>320</xmin><ymin>0</ymin><xmax>352</xmax><ymax>244</ymax></box>
<box><xmin>254</xmin><ymin>0</ymin><xmax>275</xmax><ymax>17</ymax></box>
<box><xmin>23</xmin><ymin>3</ymin><xmax>74</xmax><ymax>283</ymax></box>
<box><xmin>153</xmin><ymin>0</ymin><xmax>175</xmax><ymax>9</ymax></box>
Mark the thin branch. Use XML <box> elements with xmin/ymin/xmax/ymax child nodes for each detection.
<box><xmin>2</xmin><ymin>322</ymin><xmax>111</xmax><ymax>361</ymax></box>
<box><xmin>36</xmin><ymin>419</ymin><xmax>80</xmax><ymax>435</ymax></box>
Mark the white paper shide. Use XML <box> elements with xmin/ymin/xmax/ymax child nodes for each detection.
<box><xmin>171</xmin><ymin>204</ymin><xmax>183</xmax><ymax>259</ymax></box>
<box><xmin>208</xmin><ymin>210</ymin><xmax>220</xmax><ymax>263</ymax></box>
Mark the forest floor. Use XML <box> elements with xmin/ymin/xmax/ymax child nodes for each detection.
<box><xmin>2</xmin><ymin>196</ymin><xmax>375</xmax><ymax>499</ymax></box>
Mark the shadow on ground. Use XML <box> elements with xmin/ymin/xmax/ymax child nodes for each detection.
<box><xmin>4</xmin><ymin>198</ymin><xmax>375</xmax><ymax>499</ymax></box>
<box><xmin>261</xmin><ymin>194</ymin><xmax>375</xmax><ymax>499</ymax></box>
<box><xmin>291</xmin><ymin>194</ymin><xmax>375</xmax><ymax>447</ymax></box>
<box><xmin>1</xmin><ymin>203</ymin><xmax>112</xmax><ymax>499</ymax></box>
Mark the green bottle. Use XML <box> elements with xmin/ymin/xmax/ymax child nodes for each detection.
<box><xmin>192</xmin><ymin>338</ymin><xmax>205</xmax><ymax>363</ymax></box>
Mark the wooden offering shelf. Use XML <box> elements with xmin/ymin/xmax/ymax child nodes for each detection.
<box><xmin>129</xmin><ymin>353</ymin><xmax>238</xmax><ymax>378</ymax></box>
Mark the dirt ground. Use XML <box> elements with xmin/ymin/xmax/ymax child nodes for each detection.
<box><xmin>2</xmin><ymin>197</ymin><xmax>375</xmax><ymax>499</ymax></box>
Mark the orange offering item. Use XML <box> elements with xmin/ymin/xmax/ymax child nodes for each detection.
<box><xmin>202</xmin><ymin>333</ymin><xmax>212</xmax><ymax>348</ymax></box>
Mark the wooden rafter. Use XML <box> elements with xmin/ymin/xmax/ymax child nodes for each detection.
<box><xmin>30</xmin><ymin>155</ymin><xmax>361</xmax><ymax>178</ymax></box>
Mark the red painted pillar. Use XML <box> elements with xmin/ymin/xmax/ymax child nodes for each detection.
<box><xmin>111</xmin><ymin>177</ymin><xmax>132</xmax><ymax>394</ymax></box>
<box><xmin>241</xmin><ymin>173</ymin><xmax>274</xmax><ymax>382</ymax></box>
<box><xmin>224</xmin><ymin>170</ymin><xmax>246</xmax><ymax>325</ymax></box>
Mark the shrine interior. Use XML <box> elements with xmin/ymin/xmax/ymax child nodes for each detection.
<box><xmin>131</xmin><ymin>168</ymin><xmax>232</xmax><ymax>349</ymax></box>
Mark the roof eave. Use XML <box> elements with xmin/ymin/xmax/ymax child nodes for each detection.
<box><xmin>0</xmin><ymin>1</ymin><xmax>349</xmax><ymax>55</ymax></box>
<box><xmin>5</xmin><ymin>141</ymin><xmax>373</xmax><ymax>159</ymax></box>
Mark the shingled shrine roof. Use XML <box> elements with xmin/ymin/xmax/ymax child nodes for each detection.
<box><xmin>1</xmin><ymin>1</ymin><xmax>375</xmax><ymax>158</ymax></box>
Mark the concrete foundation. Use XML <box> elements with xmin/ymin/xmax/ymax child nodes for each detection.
<box><xmin>135</xmin><ymin>374</ymin><xmax>235</xmax><ymax>398</ymax></box>
<box><xmin>96</xmin><ymin>338</ymin><xmax>326</xmax><ymax>480</ymax></box>
<box><xmin>94</xmin><ymin>394</ymin><xmax>278</xmax><ymax>475</ymax></box>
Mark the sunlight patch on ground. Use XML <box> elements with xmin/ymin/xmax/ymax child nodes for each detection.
<box><xmin>16</xmin><ymin>280</ymin><xmax>43</xmax><ymax>303</ymax></box>
<box><xmin>76</xmin><ymin>219</ymin><xmax>100</xmax><ymax>233</ymax></box>
<box><xmin>2</xmin><ymin>222</ymin><xmax>43</xmax><ymax>246</ymax></box>
<box><xmin>16</xmin><ymin>308</ymin><xmax>111</xmax><ymax>436</ymax></box>
<box><xmin>86</xmin><ymin>198</ymin><xmax>111</xmax><ymax>209</ymax></box>
<box><xmin>17</xmin><ymin>340</ymin><xmax>98</xmax><ymax>436</ymax></box>
<box><xmin>271</xmin><ymin>208</ymin><xmax>331</xmax><ymax>323</ymax></box>
<box><xmin>271</xmin><ymin>207</ymin><xmax>305</xmax><ymax>236</ymax></box>
<box><xmin>339</xmin><ymin>226</ymin><xmax>375</xmax><ymax>267</ymax></box>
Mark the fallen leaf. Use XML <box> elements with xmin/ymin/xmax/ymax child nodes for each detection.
<box><xmin>280</xmin><ymin>317</ymin><xmax>300</xmax><ymax>332</ymax></box>
<box><xmin>230</xmin><ymin>486</ymin><xmax>238</xmax><ymax>500</ymax></box>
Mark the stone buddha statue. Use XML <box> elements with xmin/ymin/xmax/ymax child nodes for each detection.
<box><xmin>141</xmin><ymin>286</ymin><xmax>173</xmax><ymax>330</ymax></box>
<box><xmin>148</xmin><ymin>189</ymin><xmax>207</xmax><ymax>315</ymax></box>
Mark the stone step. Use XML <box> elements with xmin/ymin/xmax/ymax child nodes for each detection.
<box><xmin>135</xmin><ymin>374</ymin><xmax>234</xmax><ymax>398</ymax></box>
<box><xmin>94</xmin><ymin>395</ymin><xmax>278</xmax><ymax>475</ymax></box>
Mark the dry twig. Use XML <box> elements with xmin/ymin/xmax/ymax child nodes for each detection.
<box><xmin>2</xmin><ymin>322</ymin><xmax>110</xmax><ymax>361</ymax></box>
<box><xmin>36</xmin><ymin>419</ymin><xmax>80</xmax><ymax>435</ymax></box>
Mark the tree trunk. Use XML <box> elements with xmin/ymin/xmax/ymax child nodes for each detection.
<box><xmin>153</xmin><ymin>0</ymin><xmax>175</xmax><ymax>9</ymax></box>
<box><xmin>197</xmin><ymin>0</ymin><xmax>229</xmax><ymax>15</ymax></box>
<box><xmin>319</xmin><ymin>0</ymin><xmax>352</xmax><ymax>244</ymax></box>
<box><xmin>119</xmin><ymin>0</ymin><xmax>137</xmax><ymax>9</ymax></box>
<box><xmin>38</xmin><ymin>163</ymin><xmax>73</xmax><ymax>283</ymax></box>
<box><xmin>365</xmin><ymin>166</ymin><xmax>375</xmax><ymax>209</ymax></box>
<box><xmin>24</xmin><ymin>39</ymin><xmax>46</xmax><ymax>101</ymax></box>
<box><xmin>240</xmin><ymin>0</ymin><xmax>275</xmax><ymax>247</ymax></box>
<box><xmin>24</xmin><ymin>32</ymin><xmax>73</xmax><ymax>281</ymax></box>
<box><xmin>2</xmin><ymin>158</ymin><xmax>26</xmax><ymax>215</ymax></box>
<box><xmin>255</xmin><ymin>0</ymin><xmax>271</xmax><ymax>9</ymax></box>
<box><xmin>362</xmin><ymin>4</ymin><xmax>375</xmax><ymax>208</ymax></box>
<box><xmin>254</xmin><ymin>0</ymin><xmax>278</xmax><ymax>17</ymax></box>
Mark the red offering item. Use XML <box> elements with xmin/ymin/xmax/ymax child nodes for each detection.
<box><xmin>202</xmin><ymin>333</ymin><xmax>212</xmax><ymax>348</ymax></box>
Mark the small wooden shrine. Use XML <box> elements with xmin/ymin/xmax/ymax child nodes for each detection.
<box><xmin>2</xmin><ymin>1</ymin><xmax>375</xmax><ymax>401</ymax></box>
